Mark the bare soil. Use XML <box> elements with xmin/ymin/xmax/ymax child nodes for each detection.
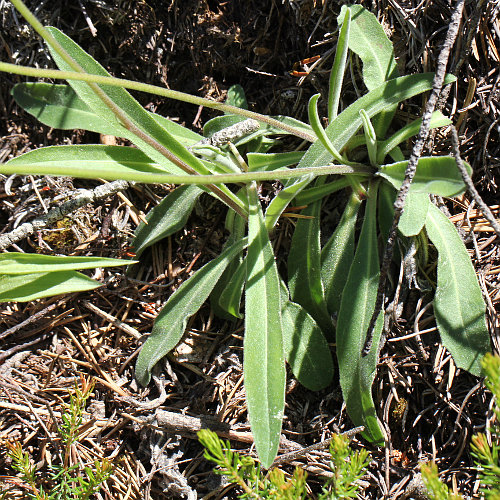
<box><xmin>0</xmin><ymin>0</ymin><xmax>499</xmax><ymax>498</ymax></box>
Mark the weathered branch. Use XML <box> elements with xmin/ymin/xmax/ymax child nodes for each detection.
<box><xmin>0</xmin><ymin>180</ymin><xmax>132</xmax><ymax>250</ymax></box>
<box><xmin>450</xmin><ymin>126</ymin><xmax>500</xmax><ymax>240</ymax></box>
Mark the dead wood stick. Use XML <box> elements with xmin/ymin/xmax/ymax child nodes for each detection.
<box><xmin>0</xmin><ymin>179</ymin><xmax>132</xmax><ymax>250</ymax></box>
<box><xmin>450</xmin><ymin>126</ymin><xmax>500</xmax><ymax>240</ymax></box>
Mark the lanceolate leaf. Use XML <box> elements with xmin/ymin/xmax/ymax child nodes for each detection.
<box><xmin>338</xmin><ymin>4</ymin><xmax>399</xmax><ymax>137</ymax></box>
<box><xmin>0</xmin><ymin>253</ymin><xmax>134</xmax><ymax>274</ymax></box>
<box><xmin>336</xmin><ymin>181</ymin><xmax>385</xmax><ymax>445</ymax></box>
<box><xmin>280</xmin><ymin>280</ymin><xmax>334</xmax><ymax>391</ymax></box>
<box><xmin>328</xmin><ymin>7</ymin><xmax>351</xmax><ymax>121</ymax></box>
<box><xmin>288</xmin><ymin>194</ymin><xmax>334</xmax><ymax>340</ymax></box>
<box><xmin>265</xmin><ymin>174</ymin><xmax>314</xmax><ymax>231</ymax></box>
<box><xmin>0</xmin><ymin>271</ymin><xmax>100</xmax><ymax>302</ymax></box>
<box><xmin>245</xmin><ymin>182</ymin><xmax>285</xmax><ymax>469</ymax></box>
<box><xmin>425</xmin><ymin>203</ymin><xmax>490</xmax><ymax>376</ymax></box>
<box><xmin>11</xmin><ymin>82</ymin><xmax>202</xmax><ymax>145</ymax></box>
<box><xmin>398</xmin><ymin>192</ymin><xmax>431</xmax><ymax>237</ymax></box>
<box><xmin>44</xmin><ymin>27</ymin><xmax>245</xmax><ymax>214</ymax></box>
<box><xmin>132</xmin><ymin>185</ymin><xmax>204</xmax><ymax>257</ymax></box>
<box><xmin>45</xmin><ymin>27</ymin><xmax>207</xmax><ymax>176</ymax></box>
<box><xmin>6</xmin><ymin>145</ymin><xmax>179</xmax><ymax>179</ymax></box>
<box><xmin>321</xmin><ymin>192</ymin><xmax>361</xmax><ymax>316</ymax></box>
<box><xmin>378</xmin><ymin>156</ymin><xmax>470</xmax><ymax>197</ymax></box>
<box><xmin>135</xmin><ymin>237</ymin><xmax>247</xmax><ymax>386</ymax></box>
<box><xmin>338</xmin><ymin>5</ymin><xmax>398</xmax><ymax>90</ymax></box>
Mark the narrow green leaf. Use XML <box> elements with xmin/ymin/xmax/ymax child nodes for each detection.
<box><xmin>6</xmin><ymin>144</ymin><xmax>177</xmax><ymax>178</ymax></box>
<box><xmin>11</xmin><ymin>82</ymin><xmax>202</xmax><ymax>145</ymax></box>
<box><xmin>328</xmin><ymin>7</ymin><xmax>351</xmax><ymax>121</ymax></box>
<box><xmin>245</xmin><ymin>182</ymin><xmax>285</xmax><ymax>469</ymax></box>
<box><xmin>425</xmin><ymin>203</ymin><xmax>490</xmax><ymax>376</ymax></box>
<box><xmin>308</xmin><ymin>94</ymin><xmax>344</xmax><ymax>164</ymax></box>
<box><xmin>321</xmin><ymin>192</ymin><xmax>361</xmax><ymax>315</ymax></box>
<box><xmin>378</xmin><ymin>156</ymin><xmax>469</xmax><ymax>197</ymax></box>
<box><xmin>336</xmin><ymin>181</ymin><xmax>386</xmax><ymax>444</ymax></box>
<box><xmin>132</xmin><ymin>185</ymin><xmax>203</xmax><ymax>257</ymax></box>
<box><xmin>45</xmin><ymin>27</ymin><xmax>208</xmax><ymax>176</ymax></box>
<box><xmin>247</xmin><ymin>151</ymin><xmax>304</xmax><ymax>172</ymax></box>
<box><xmin>0</xmin><ymin>271</ymin><xmax>100</xmax><ymax>302</ymax></box>
<box><xmin>298</xmin><ymin>73</ymin><xmax>456</xmax><ymax>171</ymax></box>
<box><xmin>135</xmin><ymin>237</ymin><xmax>247</xmax><ymax>386</ymax></box>
<box><xmin>338</xmin><ymin>4</ymin><xmax>399</xmax><ymax>137</ymax></box>
<box><xmin>377</xmin><ymin>111</ymin><xmax>451</xmax><ymax>163</ymax></box>
<box><xmin>265</xmin><ymin>174</ymin><xmax>314</xmax><ymax>231</ymax></box>
<box><xmin>0</xmin><ymin>253</ymin><xmax>134</xmax><ymax>274</ymax></box>
<box><xmin>288</xmin><ymin>194</ymin><xmax>334</xmax><ymax>340</ymax></box>
<box><xmin>398</xmin><ymin>192</ymin><xmax>431</xmax><ymax>237</ymax></box>
<box><xmin>218</xmin><ymin>258</ymin><xmax>246</xmax><ymax>319</ymax></box>
<box><xmin>377</xmin><ymin>181</ymin><xmax>396</xmax><ymax>242</ymax></box>
<box><xmin>280</xmin><ymin>280</ymin><xmax>334</xmax><ymax>391</ymax></box>
<box><xmin>359</xmin><ymin>109</ymin><xmax>378</xmax><ymax>166</ymax></box>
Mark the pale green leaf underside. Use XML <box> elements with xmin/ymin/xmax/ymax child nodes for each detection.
<box><xmin>0</xmin><ymin>252</ymin><xmax>133</xmax><ymax>274</ymax></box>
<box><xmin>0</xmin><ymin>271</ymin><xmax>100</xmax><ymax>302</ymax></box>
<box><xmin>425</xmin><ymin>203</ymin><xmax>490</xmax><ymax>376</ymax></box>
<box><xmin>135</xmin><ymin>237</ymin><xmax>247</xmax><ymax>386</ymax></box>
<box><xmin>245</xmin><ymin>182</ymin><xmax>285</xmax><ymax>469</ymax></box>
<box><xmin>378</xmin><ymin>156</ymin><xmax>469</xmax><ymax>197</ymax></box>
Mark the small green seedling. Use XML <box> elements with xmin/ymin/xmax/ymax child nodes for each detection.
<box><xmin>3</xmin><ymin>378</ymin><xmax>112</xmax><ymax>499</ymax></box>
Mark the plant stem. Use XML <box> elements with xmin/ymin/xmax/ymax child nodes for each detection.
<box><xmin>0</xmin><ymin>62</ymin><xmax>316</xmax><ymax>143</ymax></box>
<box><xmin>1</xmin><ymin>162</ymin><xmax>371</xmax><ymax>185</ymax></box>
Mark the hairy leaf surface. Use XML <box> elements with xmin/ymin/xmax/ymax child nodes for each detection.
<box><xmin>133</xmin><ymin>185</ymin><xmax>204</xmax><ymax>256</ymax></box>
<box><xmin>336</xmin><ymin>182</ymin><xmax>385</xmax><ymax>444</ymax></box>
<box><xmin>245</xmin><ymin>182</ymin><xmax>285</xmax><ymax>469</ymax></box>
<box><xmin>135</xmin><ymin>237</ymin><xmax>247</xmax><ymax>386</ymax></box>
<box><xmin>425</xmin><ymin>203</ymin><xmax>490</xmax><ymax>376</ymax></box>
